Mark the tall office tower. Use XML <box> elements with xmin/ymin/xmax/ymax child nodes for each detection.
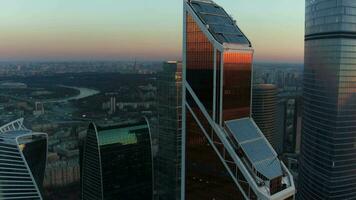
<box><xmin>157</xmin><ymin>61</ymin><xmax>182</xmax><ymax>200</ymax></box>
<box><xmin>81</xmin><ymin>119</ymin><xmax>153</xmax><ymax>200</ymax></box>
<box><xmin>0</xmin><ymin>118</ymin><xmax>48</xmax><ymax>200</ymax></box>
<box><xmin>34</xmin><ymin>102</ymin><xmax>45</xmax><ymax>116</ymax></box>
<box><xmin>252</xmin><ymin>84</ymin><xmax>279</xmax><ymax>153</ymax></box>
<box><xmin>109</xmin><ymin>96</ymin><xmax>116</xmax><ymax>114</ymax></box>
<box><xmin>282</xmin><ymin>97</ymin><xmax>302</xmax><ymax>154</ymax></box>
<box><xmin>182</xmin><ymin>0</ymin><xmax>295</xmax><ymax>199</ymax></box>
<box><xmin>299</xmin><ymin>1</ymin><xmax>356</xmax><ymax>199</ymax></box>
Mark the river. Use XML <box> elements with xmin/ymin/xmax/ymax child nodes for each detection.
<box><xmin>46</xmin><ymin>86</ymin><xmax>100</xmax><ymax>103</ymax></box>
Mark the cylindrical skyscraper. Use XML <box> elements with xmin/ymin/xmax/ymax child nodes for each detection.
<box><xmin>299</xmin><ymin>0</ymin><xmax>356</xmax><ymax>199</ymax></box>
<box><xmin>252</xmin><ymin>84</ymin><xmax>279</xmax><ymax>153</ymax></box>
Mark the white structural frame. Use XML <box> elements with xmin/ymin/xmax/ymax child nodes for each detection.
<box><xmin>0</xmin><ymin>118</ymin><xmax>27</xmax><ymax>133</ymax></box>
<box><xmin>181</xmin><ymin>0</ymin><xmax>295</xmax><ymax>199</ymax></box>
<box><xmin>144</xmin><ymin>117</ymin><xmax>156</xmax><ymax>200</ymax></box>
<box><xmin>0</xmin><ymin>118</ymin><xmax>48</xmax><ymax>200</ymax></box>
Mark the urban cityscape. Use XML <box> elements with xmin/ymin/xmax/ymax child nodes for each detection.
<box><xmin>0</xmin><ymin>0</ymin><xmax>353</xmax><ymax>200</ymax></box>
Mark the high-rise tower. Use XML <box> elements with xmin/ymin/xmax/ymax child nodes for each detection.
<box><xmin>182</xmin><ymin>0</ymin><xmax>295</xmax><ymax>199</ymax></box>
<box><xmin>252</xmin><ymin>84</ymin><xmax>279</xmax><ymax>153</ymax></box>
<box><xmin>81</xmin><ymin>119</ymin><xmax>153</xmax><ymax>200</ymax></box>
<box><xmin>0</xmin><ymin>118</ymin><xmax>48</xmax><ymax>200</ymax></box>
<box><xmin>157</xmin><ymin>61</ymin><xmax>182</xmax><ymax>200</ymax></box>
<box><xmin>299</xmin><ymin>1</ymin><xmax>356</xmax><ymax>199</ymax></box>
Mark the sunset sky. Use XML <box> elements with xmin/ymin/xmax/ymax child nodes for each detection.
<box><xmin>0</xmin><ymin>0</ymin><xmax>304</xmax><ymax>63</ymax></box>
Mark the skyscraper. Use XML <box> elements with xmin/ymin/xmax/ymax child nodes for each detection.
<box><xmin>0</xmin><ymin>118</ymin><xmax>48</xmax><ymax>200</ymax></box>
<box><xmin>252</xmin><ymin>84</ymin><xmax>279</xmax><ymax>153</ymax></box>
<box><xmin>81</xmin><ymin>119</ymin><xmax>153</xmax><ymax>200</ymax></box>
<box><xmin>282</xmin><ymin>97</ymin><xmax>302</xmax><ymax>154</ymax></box>
<box><xmin>299</xmin><ymin>1</ymin><xmax>356</xmax><ymax>199</ymax></box>
<box><xmin>109</xmin><ymin>96</ymin><xmax>116</xmax><ymax>115</ymax></box>
<box><xmin>182</xmin><ymin>0</ymin><xmax>295</xmax><ymax>199</ymax></box>
<box><xmin>157</xmin><ymin>61</ymin><xmax>182</xmax><ymax>200</ymax></box>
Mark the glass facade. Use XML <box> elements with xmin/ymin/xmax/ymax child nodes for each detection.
<box><xmin>157</xmin><ymin>62</ymin><xmax>182</xmax><ymax>200</ymax></box>
<box><xmin>185</xmin><ymin>111</ymin><xmax>243</xmax><ymax>199</ymax></box>
<box><xmin>183</xmin><ymin>1</ymin><xmax>295</xmax><ymax>199</ymax></box>
<box><xmin>282</xmin><ymin>97</ymin><xmax>302</xmax><ymax>154</ymax></box>
<box><xmin>186</xmin><ymin>13</ymin><xmax>214</xmax><ymax>115</ymax></box>
<box><xmin>252</xmin><ymin>84</ymin><xmax>279</xmax><ymax>153</ymax></box>
<box><xmin>223</xmin><ymin>52</ymin><xmax>253</xmax><ymax>121</ymax></box>
<box><xmin>81</xmin><ymin>124</ymin><xmax>103</xmax><ymax>200</ymax></box>
<box><xmin>81</xmin><ymin>120</ymin><xmax>153</xmax><ymax>200</ymax></box>
<box><xmin>184</xmin><ymin>1</ymin><xmax>254</xmax><ymax>198</ymax></box>
<box><xmin>184</xmin><ymin>10</ymin><xmax>246</xmax><ymax>200</ymax></box>
<box><xmin>299</xmin><ymin>0</ymin><xmax>356</xmax><ymax>199</ymax></box>
<box><xmin>21</xmin><ymin>135</ymin><xmax>48</xmax><ymax>194</ymax></box>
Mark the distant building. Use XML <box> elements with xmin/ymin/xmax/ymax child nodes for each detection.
<box><xmin>0</xmin><ymin>82</ymin><xmax>27</xmax><ymax>89</ymax></box>
<box><xmin>283</xmin><ymin>97</ymin><xmax>302</xmax><ymax>154</ymax></box>
<box><xmin>109</xmin><ymin>96</ymin><xmax>116</xmax><ymax>114</ymax></box>
<box><xmin>157</xmin><ymin>61</ymin><xmax>182</xmax><ymax>200</ymax></box>
<box><xmin>81</xmin><ymin>119</ymin><xmax>153</xmax><ymax>200</ymax></box>
<box><xmin>34</xmin><ymin>102</ymin><xmax>45</xmax><ymax>116</ymax></box>
<box><xmin>182</xmin><ymin>0</ymin><xmax>295</xmax><ymax>199</ymax></box>
<box><xmin>0</xmin><ymin>118</ymin><xmax>48</xmax><ymax>199</ymax></box>
<box><xmin>43</xmin><ymin>159</ymin><xmax>80</xmax><ymax>188</ymax></box>
<box><xmin>276</xmin><ymin>89</ymin><xmax>302</xmax><ymax>155</ymax></box>
<box><xmin>252</xmin><ymin>84</ymin><xmax>280</xmax><ymax>153</ymax></box>
<box><xmin>276</xmin><ymin>71</ymin><xmax>286</xmax><ymax>88</ymax></box>
<box><xmin>117</xmin><ymin>102</ymin><xmax>155</xmax><ymax>110</ymax></box>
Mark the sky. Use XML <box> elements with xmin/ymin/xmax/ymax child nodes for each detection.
<box><xmin>0</xmin><ymin>0</ymin><xmax>305</xmax><ymax>63</ymax></box>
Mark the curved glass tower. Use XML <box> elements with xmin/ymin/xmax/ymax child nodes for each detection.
<box><xmin>81</xmin><ymin>119</ymin><xmax>153</xmax><ymax>200</ymax></box>
<box><xmin>0</xmin><ymin>118</ymin><xmax>48</xmax><ymax>200</ymax></box>
<box><xmin>299</xmin><ymin>0</ymin><xmax>356</xmax><ymax>199</ymax></box>
<box><xmin>182</xmin><ymin>0</ymin><xmax>295</xmax><ymax>199</ymax></box>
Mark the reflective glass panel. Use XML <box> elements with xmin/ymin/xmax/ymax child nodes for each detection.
<box><xmin>223</xmin><ymin>52</ymin><xmax>253</xmax><ymax>121</ymax></box>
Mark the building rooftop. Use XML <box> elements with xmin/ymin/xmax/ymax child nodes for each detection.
<box><xmin>0</xmin><ymin>119</ymin><xmax>46</xmax><ymax>145</ymax></box>
<box><xmin>0</xmin><ymin>118</ymin><xmax>31</xmax><ymax>144</ymax></box>
<box><xmin>95</xmin><ymin>119</ymin><xmax>149</xmax><ymax>146</ymax></box>
<box><xmin>225</xmin><ymin>118</ymin><xmax>283</xmax><ymax>180</ymax></box>
<box><xmin>98</xmin><ymin>125</ymin><xmax>143</xmax><ymax>146</ymax></box>
<box><xmin>188</xmin><ymin>0</ymin><xmax>251</xmax><ymax>46</ymax></box>
<box><xmin>0</xmin><ymin>118</ymin><xmax>27</xmax><ymax>133</ymax></box>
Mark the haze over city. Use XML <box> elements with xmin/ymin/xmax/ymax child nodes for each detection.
<box><xmin>0</xmin><ymin>0</ymin><xmax>304</xmax><ymax>62</ymax></box>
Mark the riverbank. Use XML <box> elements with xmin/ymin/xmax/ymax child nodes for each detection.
<box><xmin>46</xmin><ymin>86</ymin><xmax>100</xmax><ymax>103</ymax></box>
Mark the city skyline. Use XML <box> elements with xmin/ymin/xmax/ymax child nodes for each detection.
<box><xmin>7</xmin><ymin>0</ymin><xmax>355</xmax><ymax>199</ymax></box>
<box><xmin>0</xmin><ymin>0</ymin><xmax>304</xmax><ymax>63</ymax></box>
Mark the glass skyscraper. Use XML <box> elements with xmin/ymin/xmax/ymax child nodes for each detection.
<box><xmin>299</xmin><ymin>0</ymin><xmax>356</xmax><ymax>199</ymax></box>
<box><xmin>182</xmin><ymin>0</ymin><xmax>295</xmax><ymax>199</ymax></box>
<box><xmin>252</xmin><ymin>84</ymin><xmax>279</xmax><ymax>154</ymax></box>
<box><xmin>0</xmin><ymin>118</ymin><xmax>48</xmax><ymax>200</ymax></box>
<box><xmin>81</xmin><ymin>119</ymin><xmax>153</xmax><ymax>200</ymax></box>
<box><xmin>157</xmin><ymin>61</ymin><xmax>182</xmax><ymax>200</ymax></box>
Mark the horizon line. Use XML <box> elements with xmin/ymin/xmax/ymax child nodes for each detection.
<box><xmin>0</xmin><ymin>59</ymin><xmax>304</xmax><ymax>65</ymax></box>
